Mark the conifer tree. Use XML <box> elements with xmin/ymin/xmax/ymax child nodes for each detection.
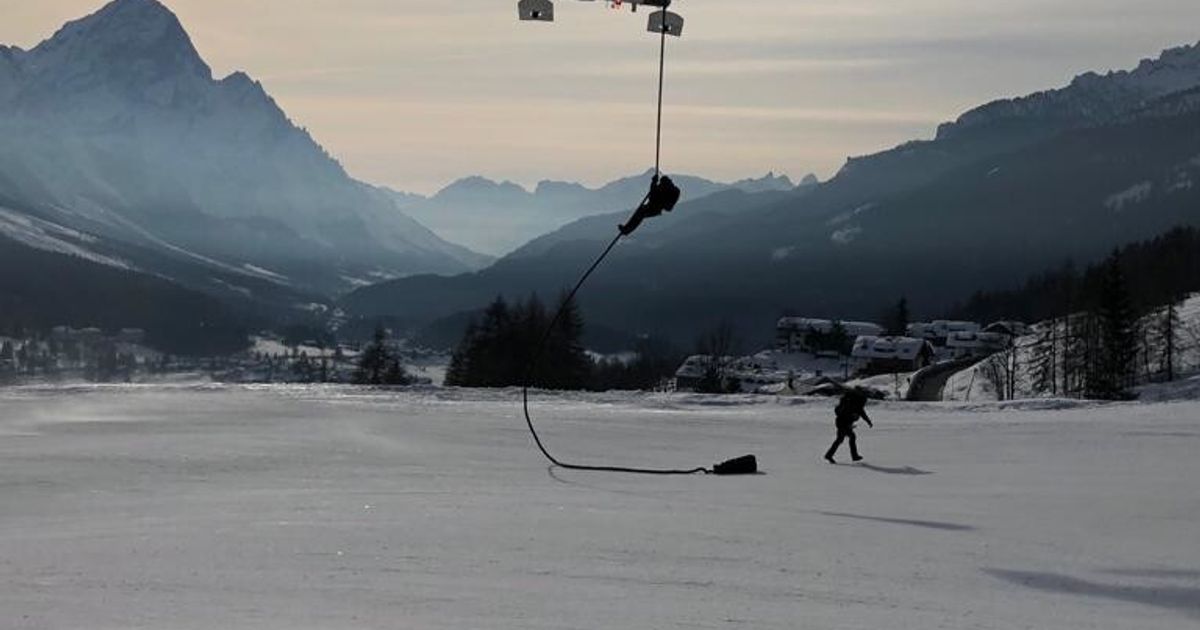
<box><xmin>885</xmin><ymin>297</ymin><xmax>910</xmax><ymax>336</ymax></box>
<box><xmin>1030</xmin><ymin>320</ymin><xmax>1058</xmax><ymax>396</ymax></box>
<box><xmin>445</xmin><ymin>293</ymin><xmax>590</xmax><ymax>390</ymax></box>
<box><xmin>828</xmin><ymin>320</ymin><xmax>852</xmax><ymax>355</ymax></box>
<box><xmin>355</xmin><ymin>326</ymin><xmax>387</xmax><ymax>384</ymax></box>
<box><xmin>354</xmin><ymin>325</ymin><xmax>408</xmax><ymax>385</ymax></box>
<box><xmin>1158</xmin><ymin>294</ymin><xmax>1183</xmax><ymax>382</ymax></box>
<box><xmin>475</xmin><ymin>296</ymin><xmax>514</xmax><ymax>387</ymax></box>
<box><xmin>542</xmin><ymin>292</ymin><xmax>590</xmax><ymax>390</ymax></box>
<box><xmin>1090</xmin><ymin>252</ymin><xmax>1137</xmax><ymax>399</ymax></box>
<box><xmin>444</xmin><ymin>320</ymin><xmax>476</xmax><ymax>387</ymax></box>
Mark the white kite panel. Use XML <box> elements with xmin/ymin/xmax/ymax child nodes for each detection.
<box><xmin>647</xmin><ymin>10</ymin><xmax>684</xmax><ymax>36</ymax></box>
<box><xmin>518</xmin><ymin>0</ymin><xmax>554</xmax><ymax>22</ymax></box>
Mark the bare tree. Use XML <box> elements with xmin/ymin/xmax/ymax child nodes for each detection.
<box><xmin>695</xmin><ymin>320</ymin><xmax>739</xmax><ymax>393</ymax></box>
<box><xmin>1181</xmin><ymin>317</ymin><xmax>1200</xmax><ymax>374</ymax></box>
<box><xmin>1029</xmin><ymin>320</ymin><xmax>1058</xmax><ymax>396</ymax></box>
<box><xmin>1158</xmin><ymin>299</ymin><xmax>1182</xmax><ymax>382</ymax></box>
<box><xmin>979</xmin><ymin>353</ymin><xmax>1009</xmax><ymax>401</ymax></box>
<box><xmin>979</xmin><ymin>337</ymin><xmax>1022</xmax><ymax>401</ymax></box>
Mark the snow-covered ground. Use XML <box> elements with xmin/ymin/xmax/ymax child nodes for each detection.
<box><xmin>1</xmin><ymin>385</ymin><xmax>1197</xmax><ymax>629</ymax></box>
<box><xmin>847</xmin><ymin>370</ymin><xmax>917</xmax><ymax>399</ymax></box>
<box><xmin>944</xmin><ymin>293</ymin><xmax>1200</xmax><ymax>402</ymax></box>
<box><xmin>249</xmin><ymin>337</ymin><xmax>338</xmax><ymax>359</ymax></box>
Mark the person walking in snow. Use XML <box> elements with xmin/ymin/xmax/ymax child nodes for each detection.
<box><xmin>824</xmin><ymin>388</ymin><xmax>873</xmax><ymax>463</ymax></box>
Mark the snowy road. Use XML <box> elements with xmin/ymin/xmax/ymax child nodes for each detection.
<box><xmin>1</xmin><ymin>385</ymin><xmax>1197</xmax><ymax>629</ymax></box>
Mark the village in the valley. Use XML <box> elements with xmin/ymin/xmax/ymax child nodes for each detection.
<box><xmin>675</xmin><ymin>316</ymin><xmax>1029</xmax><ymax>401</ymax></box>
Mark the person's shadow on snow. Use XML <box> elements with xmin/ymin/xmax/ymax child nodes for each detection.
<box><xmin>818</xmin><ymin>511</ymin><xmax>975</xmax><ymax>532</ymax></box>
<box><xmin>984</xmin><ymin>568</ymin><xmax>1200</xmax><ymax>618</ymax></box>
<box><xmin>851</xmin><ymin>462</ymin><xmax>934</xmax><ymax>475</ymax></box>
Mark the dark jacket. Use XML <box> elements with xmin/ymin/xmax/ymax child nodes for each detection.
<box><xmin>835</xmin><ymin>390</ymin><xmax>872</xmax><ymax>428</ymax></box>
<box><xmin>619</xmin><ymin>176</ymin><xmax>681</xmax><ymax>236</ymax></box>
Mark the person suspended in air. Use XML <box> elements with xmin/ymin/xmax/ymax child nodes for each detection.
<box><xmin>619</xmin><ymin>174</ymin><xmax>681</xmax><ymax>236</ymax></box>
<box><xmin>824</xmin><ymin>387</ymin><xmax>873</xmax><ymax>464</ymax></box>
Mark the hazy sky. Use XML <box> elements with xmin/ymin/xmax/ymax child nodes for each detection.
<box><xmin>3</xmin><ymin>0</ymin><xmax>1199</xmax><ymax>194</ymax></box>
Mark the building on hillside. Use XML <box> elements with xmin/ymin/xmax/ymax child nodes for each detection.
<box><xmin>945</xmin><ymin>331</ymin><xmax>1013</xmax><ymax>359</ymax></box>
<box><xmin>851</xmin><ymin>336</ymin><xmax>935</xmax><ymax>375</ymax></box>
<box><xmin>907</xmin><ymin>320</ymin><xmax>981</xmax><ymax>347</ymax></box>
<box><xmin>675</xmin><ymin>353</ymin><xmax>801</xmax><ymax>393</ymax></box>
<box><xmin>776</xmin><ymin>317</ymin><xmax>883</xmax><ymax>354</ymax></box>
<box><xmin>117</xmin><ymin>328</ymin><xmax>146</xmax><ymax>344</ymax></box>
<box><xmin>983</xmin><ymin>321</ymin><xmax>1029</xmax><ymax>337</ymax></box>
<box><xmin>675</xmin><ymin>354</ymin><xmax>734</xmax><ymax>392</ymax></box>
<box><xmin>0</xmin><ymin>339</ymin><xmax>14</xmax><ymax>373</ymax></box>
<box><xmin>50</xmin><ymin>326</ymin><xmax>105</xmax><ymax>343</ymax></box>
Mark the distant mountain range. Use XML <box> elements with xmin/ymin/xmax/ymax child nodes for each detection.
<box><xmin>0</xmin><ymin>0</ymin><xmax>489</xmax><ymax>305</ymax></box>
<box><xmin>0</xmin><ymin>0</ymin><xmax>817</xmax><ymax>351</ymax></box>
<box><xmin>5</xmin><ymin>0</ymin><xmax>1199</xmax><ymax>356</ymax></box>
<box><xmin>389</xmin><ymin>171</ymin><xmax>812</xmax><ymax>256</ymax></box>
<box><xmin>344</xmin><ymin>40</ymin><xmax>1200</xmax><ymax>348</ymax></box>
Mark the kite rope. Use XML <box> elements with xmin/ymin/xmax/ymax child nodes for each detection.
<box><xmin>653</xmin><ymin>2</ymin><xmax>668</xmax><ymax>178</ymax></box>
<box><xmin>520</xmin><ymin>233</ymin><xmax>710</xmax><ymax>475</ymax></box>
<box><xmin>520</xmin><ymin>5</ymin><xmax>709</xmax><ymax>475</ymax></box>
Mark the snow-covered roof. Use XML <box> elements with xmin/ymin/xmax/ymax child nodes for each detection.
<box><xmin>946</xmin><ymin>331</ymin><xmax>1011</xmax><ymax>349</ymax></box>
<box><xmin>908</xmin><ymin>321</ymin><xmax>981</xmax><ymax>338</ymax></box>
<box><xmin>676</xmin><ymin>354</ymin><xmax>739</xmax><ymax>379</ymax></box>
<box><xmin>906</xmin><ymin>323</ymin><xmax>933</xmax><ymax>338</ymax></box>
<box><xmin>851</xmin><ymin>336</ymin><xmax>931</xmax><ymax>360</ymax></box>
<box><xmin>777</xmin><ymin>318</ymin><xmax>883</xmax><ymax>337</ymax></box>
<box><xmin>676</xmin><ymin>352</ymin><xmax>838</xmax><ymax>386</ymax></box>
<box><xmin>983</xmin><ymin>321</ymin><xmax>1028</xmax><ymax>336</ymax></box>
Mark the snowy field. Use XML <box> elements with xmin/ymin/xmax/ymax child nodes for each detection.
<box><xmin>1</xmin><ymin>385</ymin><xmax>1198</xmax><ymax>629</ymax></box>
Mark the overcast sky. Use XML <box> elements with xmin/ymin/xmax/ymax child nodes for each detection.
<box><xmin>3</xmin><ymin>0</ymin><xmax>1199</xmax><ymax>194</ymax></box>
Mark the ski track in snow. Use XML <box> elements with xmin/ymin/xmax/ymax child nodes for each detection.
<box><xmin>0</xmin><ymin>384</ymin><xmax>1197</xmax><ymax>629</ymax></box>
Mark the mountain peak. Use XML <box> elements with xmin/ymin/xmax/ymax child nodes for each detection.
<box><xmin>534</xmin><ymin>179</ymin><xmax>589</xmax><ymax>196</ymax></box>
<box><xmin>28</xmin><ymin>0</ymin><xmax>211</xmax><ymax>85</ymax></box>
<box><xmin>1137</xmin><ymin>41</ymin><xmax>1200</xmax><ymax>71</ymax></box>
<box><xmin>431</xmin><ymin>177</ymin><xmax>532</xmax><ymax>205</ymax></box>
<box><xmin>937</xmin><ymin>40</ymin><xmax>1200</xmax><ymax>141</ymax></box>
<box><xmin>83</xmin><ymin>0</ymin><xmax>183</xmax><ymax>33</ymax></box>
<box><xmin>731</xmin><ymin>171</ymin><xmax>796</xmax><ymax>193</ymax></box>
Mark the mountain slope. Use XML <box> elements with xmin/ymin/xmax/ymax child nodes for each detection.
<box><xmin>0</xmin><ymin>234</ymin><xmax>250</xmax><ymax>355</ymax></box>
<box><xmin>393</xmin><ymin>169</ymin><xmax>809</xmax><ymax>256</ymax></box>
<box><xmin>342</xmin><ymin>42</ymin><xmax>1200</xmax><ymax>348</ymax></box>
<box><xmin>0</xmin><ymin>0</ymin><xmax>488</xmax><ymax>299</ymax></box>
<box><xmin>800</xmin><ymin>41</ymin><xmax>1200</xmax><ymax>226</ymax></box>
<box><xmin>0</xmin><ymin>197</ymin><xmax>331</xmax><ymax>321</ymax></box>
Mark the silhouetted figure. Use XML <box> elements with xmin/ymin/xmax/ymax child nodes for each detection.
<box><xmin>619</xmin><ymin>175</ymin><xmax>681</xmax><ymax>236</ymax></box>
<box><xmin>824</xmin><ymin>388</ymin><xmax>873</xmax><ymax>463</ymax></box>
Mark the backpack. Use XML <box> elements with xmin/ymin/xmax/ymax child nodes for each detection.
<box><xmin>835</xmin><ymin>390</ymin><xmax>863</xmax><ymax>419</ymax></box>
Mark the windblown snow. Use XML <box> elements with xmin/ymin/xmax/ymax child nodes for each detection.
<box><xmin>1</xmin><ymin>384</ymin><xmax>1196</xmax><ymax>629</ymax></box>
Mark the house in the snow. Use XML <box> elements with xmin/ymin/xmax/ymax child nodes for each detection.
<box><xmin>851</xmin><ymin>336</ymin><xmax>935</xmax><ymax>375</ymax></box>
<box><xmin>675</xmin><ymin>354</ymin><xmax>725</xmax><ymax>391</ymax></box>
<box><xmin>51</xmin><ymin>326</ymin><xmax>105</xmax><ymax>343</ymax></box>
<box><xmin>117</xmin><ymin>328</ymin><xmax>147</xmax><ymax>344</ymax></box>
<box><xmin>945</xmin><ymin>330</ymin><xmax>1013</xmax><ymax>359</ymax></box>
<box><xmin>983</xmin><ymin>321</ymin><xmax>1029</xmax><ymax>337</ymax></box>
<box><xmin>674</xmin><ymin>353</ymin><xmax>795</xmax><ymax>393</ymax></box>
<box><xmin>777</xmin><ymin>318</ymin><xmax>883</xmax><ymax>355</ymax></box>
<box><xmin>906</xmin><ymin>320</ymin><xmax>981</xmax><ymax>347</ymax></box>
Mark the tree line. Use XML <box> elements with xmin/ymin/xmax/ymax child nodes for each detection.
<box><xmin>0</xmin><ymin>241</ymin><xmax>251</xmax><ymax>356</ymax></box>
<box><xmin>444</xmin><ymin>294</ymin><xmax>682</xmax><ymax>391</ymax></box>
<box><xmin>352</xmin><ymin>326</ymin><xmax>413</xmax><ymax>385</ymax></box>
<box><xmin>951</xmin><ymin>226</ymin><xmax>1200</xmax><ymax>400</ymax></box>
